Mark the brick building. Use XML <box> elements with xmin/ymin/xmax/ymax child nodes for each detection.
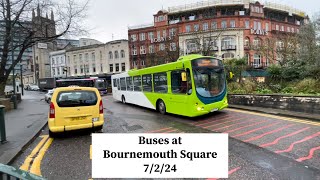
<box><xmin>128</xmin><ymin>0</ymin><xmax>308</xmax><ymax>69</ymax></box>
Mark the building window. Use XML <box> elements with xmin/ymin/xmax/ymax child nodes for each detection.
<box><xmin>73</xmin><ymin>55</ymin><xmax>76</xmax><ymax>63</ymax></box>
<box><xmin>245</xmin><ymin>20</ymin><xmax>250</xmax><ymax>29</ymax></box>
<box><xmin>148</xmin><ymin>32</ymin><xmax>154</xmax><ymax>40</ymax></box>
<box><xmin>109</xmin><ymin>51</ymin><xmax>113</xmax><ymax>59</ymax></box>
<box><xmin>157</xmin><ymin>31</ymin><xmax>161</xmax><ymax>39</ymax></box>
<box><xmin>266</xmin><ymin>23</ymin><xmax>269</xmax><ymax>31</ymax></box>
<box><xmin>281</xmin><ymin>25</ymin><xmax>284</xmax><ymax>31</ymax></box>
<box><xmin>74</xmin><ymin>66</ymin><xmax>77</xmax><ymax>74</ymax></box>
<box><xmin>109</xmin><ymin>64</ymin><xmax>113</xmax><ymax>72</ymax></box>
<box><xmin>141</xmin><ymin>60</ymin><xmax>145</xmax><ymax>66</ymax></box>
<box><xmin>222</xmin><ymin>53</ymin><xmax>235</xmax><ymax>60</ymax></box>
<box><xmin>211</xmin><ymin>21</ymin><xmax>217</xmax><ymax>29</ymax></box>
<box><xmin>52</xmin><ymin>58</ymin><xmax>54</xmax><ymax>65</ymax></box>
<box><xmin>149</xmin><ymin>45</ymin><xmax>154</xmax><ymax>53</ymax></box>
<box><xmin>121</xmin><ymin>63</ymin><xmax>125</xmax><ymax>71</ymax></box>
<box><xmin>170</xmin><ymin>43</ymin><xmax>176</xmax><ymax>51</ymax></box>
<box><xmin>140</xmin><ymin>46</ymin><xmax>146</xmax><ymax>54</ymax></box>
<box><xmin>67</xmin><ymin>56</ymin><xmax>70</xmax><ymax>65</ymax></box>
<box><xmin>115</xmin><ymin>63</ymin><xmax>119</xmax><ymax>72</ymax></box>
<box><xmin>203</xmin><ymin>23</ymin><xmax>209</xmax><ymax>31</ymax></box>
<box><xmin>92</xmin><ymin>52</ymin><xmax>95</xmax><ymax>62</ymax></box>
<box><xmin>287</xmin><ymin>26</ymin><xmax>290</xmax><ymax>32</ymax></box>
<box><xmin>131</xmin><ymin>34</ymin><xmax>137</xmax><ymax>42</ymax></box>
<box><xmin>92</xmin><ymin>64</ymin><xmax>96</xmax><ymax>73</ymax></box>
<box><xmin>230</xmin><ymin>20</ymin><xmax>236</xmax><ymax>28</ymax></box>
<box><xmin>221</xmin><ymin>21</ymin><xmax>227</xmax><ymax>29</ymax></box>
<box><xmin>132</xmin><ymin>46</ymin><xmax>137</xmax><ymax>55</ymax></box>
<box><xmin>194</xmin><ymin>24</ymin><xmax>199</xmax><ymax>31</ymax></box>
<box><xmin>244</xmin><ymin>37</ymin><xmax>250</xmax><ymax>47</ymax></box>
<box><xmin>169</xmin><ymin>28</ymin><xmax>176</xmax><ymax>37</ymax></box>
<box><xmin>139</xmin><ymin>33</ymin><xmax>146</xmax><ymax>41</ymax></box>
<box><xmin>253</xmin><ymin>38</ymin><xmax>262</xmax><ymax>48</ymax></box>
<box><xmin>221</xmin><ymin>37</ymin><xmax>236</xmax><ymax>50</ymax></box>
<box><xmin>253</xmin><ymin>54</ymin><xmax>261</xmax><ymax>68</ymax></box>
<box><xmin>254</xmin><ymin>21</ymin><xmax>257</xmax><ymax>30</ymax></box>
<box><xmin>52</xmin><ymin>68</ymin><xmax>55</xmax><ymax>76</ymax></box>
<box><xmin>85</xmin><ymin>53</ymin><xmax>88</xmax><ymax>63</ymax></box>
<box><xmin>159</xmin><ymin>43</ymin><xmax>165</xmax><ymax>51</ymax></box>
<box><xmin>121</xmin><ymin>50</ymin><xmax>125</xmax><ymax>58</ymax></box>
<box><xmin>246</xmin><ymin>53</ymin><xmax>250</xmax><ymax>62</ymax></box>
<box><xmin>80</xmin><ymin>65</ymin><xmax>83</xmax><ymax>73</ymax></box>
<box><xmin>186</xmin><ymin>25</ymin><xmax>191</xmax><ymax>33</ymax></box>
<box><xmin>291</xmin><ymin>27</ymin><xmax>295</xmax><ymax>33</ymax></box>
<box><xmin>79</xmin><ymin>54</ymin><xmax>83</xmax><ymax>63</ymax></box>
<box><xmin>276</xmin><ymin>24</ymin><xmax>279</xmax><ymax>31</ymax></box>
<box><xmin>115</xmin><ymin>51</ymin><xmax>119</xmax><ymax>59</ymax></box>
<box><xmin>163</xmin><ymin>30</ymin><xmax>166</xmax><ymax>37</ymax></box>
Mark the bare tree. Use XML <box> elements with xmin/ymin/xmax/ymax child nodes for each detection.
<box><xmin>0</xmin><ymin>0</ymin><xmax>89</xmax><ymax>96</ymax></box>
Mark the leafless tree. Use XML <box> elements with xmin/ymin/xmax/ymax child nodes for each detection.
<box><xmin>0</xmin><ymin>0</ymin><xmax>89</xmax><ymax>96</ymax></box>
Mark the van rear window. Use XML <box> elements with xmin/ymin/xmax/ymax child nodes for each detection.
<box><xmin>56</xmin><ymin>91</ymin><xmax>97</xmax><ymax>107</ymax></box>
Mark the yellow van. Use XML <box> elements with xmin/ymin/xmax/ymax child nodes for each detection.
<box><xmin>48</xmin><ymin>87</ymin><xmax>104</xmax><ymax>137</ymax></box>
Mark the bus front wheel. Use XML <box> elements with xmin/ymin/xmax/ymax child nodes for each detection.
<box><xmin>157</xmin><ymin>100</ymin><xmax>166</xmax><ymax>115</ymax></box>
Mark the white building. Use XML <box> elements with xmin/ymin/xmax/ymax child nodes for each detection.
<box><xmin>66</xmin><ymin>39</ymin><xmax>130</xmax><ymax>78</ymax></box>
<box><xmin>79</xmin><ymin>38</ymin><xmax>103</xmax><ymax>47</ymax></box>
<box><xmin>49</xmin><ymin>50</ymin><xmax>67</xmax><ymax>78</ymax></box>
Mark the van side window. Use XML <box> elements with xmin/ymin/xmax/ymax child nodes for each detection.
<box><xmin>154</xmin><ymin>73</ymin><xmax>167</xmax><ymax>93</ymax></box>
<box><xmin>171</xmin><ymin>70</ymin><xmax>187</xmax><ymax>94</ymax></box>
<box><xmin>113</xmin><ymin>79</ymin><xmax>117</xmax><ymax>87</ymax></box>
<box><xmin>133</xmin><ymin>76</ymin><xmax>142</xmax><ymax>91</ymax></box>
<box><xmin>126</xmin><ymin>77</ymin><xmax>133</xmax><ymax>91</ymax></box>
<box><xmin>120</xmin><ymin>78</ymin><xmax>126</xmax><ymax>91</ymax></box>
<box><xmin>142</xmin><ymin>74</ymin><xmax>152</xmax><ymax>92</ymax></box>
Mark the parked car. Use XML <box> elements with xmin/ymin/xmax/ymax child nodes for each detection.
<box><xmin>48</xmin><ymin>87</ymin><xmax>104</xmax><ymax>137</ymax></box>
<box><xmin>25</xmin><ymin>84</ymin><xmax>40</xmax><ymax>91</ymax></box>
<box><xmin>45</xmin><ymin>89</ymin><xmax>54</xmax><ymax>103</ymax></box>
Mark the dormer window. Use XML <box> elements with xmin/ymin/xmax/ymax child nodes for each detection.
<box><xmin>156</xmin><ymin>15</ymin><xmax>166</xmax><ymax>22</ymax></box>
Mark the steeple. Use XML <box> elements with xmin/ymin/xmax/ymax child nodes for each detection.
<box><xmin>51</xmin><ymin>9</ymin><xmax>54</xmax><ymax>20</ymax></box>
<box><xmin>37</xmin><ymin>4</ymin><xmax>40</xmax><ymax>17</ymax></box>
<box><xmin>32</xmin><ymin>8</ymin><xmax>35</xmax><ymax>19</ymax></box>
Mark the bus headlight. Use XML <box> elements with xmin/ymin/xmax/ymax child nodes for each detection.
<box><xmin>197</xmin><ymin>107</ymin><xmax>204</xmax><ymax>111</ymax></box>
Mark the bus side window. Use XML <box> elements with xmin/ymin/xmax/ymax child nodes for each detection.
<box><xmin>171</xmin><ymin>70</ymin><xmax>187</xmax><ymax>94</ymax></box>
<box><xmin>133</xmin><ymin>76</ymin><xmax>141</xmax><ymax>91</ymax></box>
<box><xmin>113</xmin><ymin>79</ymin><xmax>117</xmax><ymax>87</ymax></box>
<box><xmin>186</xmin><ymin>68</ymin><xmax>192</xmax><ymax>95</ymax></box>
<box><xmin>142</xmin><ymin>74</ymin><xmax>152</xmax><ymax>92</ymax></box>
<box><xmin>126</xmin><ymin>77</ymin><xmax>133</xmax><ymax>91</ymax></box>
<box><xmin>117</xmin><ymin>79</ymin><xmax>120</xmax><ymax>90</ymax></box>
<box><xmin>120</xmin><ymin>78</ymin><xmax>126</xmax><ymax>91</ymax></box>
<box><xmin>154</xmin><ymin>73</ymin><xmax>167</xmax><ymax>93</ymax></box>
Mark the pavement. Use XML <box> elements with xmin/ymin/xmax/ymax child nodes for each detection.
<box><xmin>229</xmin><ymin>104</ymin><xmax>320</xmax><ymax>122</ymax></box>
<box><xmin>0</xmin><ymin>89</ymin><xmax>48</xmax><ymax>164</ymax></box>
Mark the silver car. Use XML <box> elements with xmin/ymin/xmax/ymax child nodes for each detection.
<box><xmin>44</xmin><ymin>89</ymin><xmax>54</xmax><ymax>103</ymax></box>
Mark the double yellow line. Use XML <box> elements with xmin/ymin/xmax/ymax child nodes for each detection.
<box><xmin>20</xmin><ymin>135</ymin><xmax>54</xmax><ymax>176</ymax></box>
<box><xmin>227</xmin><ymin>109</ymin><xmax>320</xmax><ymax>126</ymax></box>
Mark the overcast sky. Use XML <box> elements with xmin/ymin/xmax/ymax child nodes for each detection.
<box><xmin>84</xmin><ymin>0</ymin><xmax>320</xmax><ymax>43</ymax></box>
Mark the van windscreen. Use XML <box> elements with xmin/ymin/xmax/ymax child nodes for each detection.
<box><xmin>56</xmin><ymin>91</ymin><xmax>97</xmax><ymax>107</ymax></box>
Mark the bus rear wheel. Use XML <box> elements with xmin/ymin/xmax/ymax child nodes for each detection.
<box><xmin>157</xmin><ymin>100</ymin><xmax>166</xmax><ymax>115</ymax></box>
<box><xmin>121</xmin><ymin>95</ymin><xmax>126</xmax><ymax>104</ymax></box>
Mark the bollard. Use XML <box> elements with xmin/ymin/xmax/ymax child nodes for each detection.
<box><xmin>12</xmin><ymin>95</ymin><xmax>17</xmax><ymax>109</ymax></box>
<box><xmin>0</xmin><ymin>105</ymin><xmax>7</xmax><ymax>143</ymax></box>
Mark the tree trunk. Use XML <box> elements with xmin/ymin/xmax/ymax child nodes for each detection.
<box><xmin>0</xmin><ymin>76</ymin><xmax>8</xmax><ymax>97</ymax></box>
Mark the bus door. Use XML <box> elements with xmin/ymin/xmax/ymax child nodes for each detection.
<box><xmin>168</xmin><ymin>69</ymin><xmax>191</xmax><ymax>115</ymax></box>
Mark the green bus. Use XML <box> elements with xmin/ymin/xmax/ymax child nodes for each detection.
<box><xmin>111</xmin><ymin>54</ymin><xmax>230</xmax><ymax>117</ymax></box>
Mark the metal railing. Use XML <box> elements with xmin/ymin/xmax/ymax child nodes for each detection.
<box><xmin>264</xmin><ymin>2</ymin><xmax>305</xmax><ymax>17</ymax></box>
<box><xmin>0</xmin><ymin>164</ymin><xmax>46</xmax><ymax>180</ymax></box>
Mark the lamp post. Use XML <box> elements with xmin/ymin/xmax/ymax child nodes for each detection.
<box><xmin>20</xmin><ymin>64</ymin><xmax>24</xmax><ymax>96</ymax></box>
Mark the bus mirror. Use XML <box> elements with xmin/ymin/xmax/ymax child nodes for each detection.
<box><xmin>229</xmin><ymin>72</ymin><xmax>234</xmax><ymax>79</ymax></box>
<box><xmin>181</xmin><ymin>72</ymin><xmax>187</xmax><ymax>81</ymax></box>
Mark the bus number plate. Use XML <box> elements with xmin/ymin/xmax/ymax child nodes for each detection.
<box><xmin>210</xmin><ymin>108</ymin><xmax>218</xmax><ymax>112</ymax></box>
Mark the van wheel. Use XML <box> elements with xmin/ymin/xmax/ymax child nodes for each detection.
<box><xmin>121</xmin><ymin>95</ymin><xmax>126</xmax><ymax>104</ymax></box>
<box><xmin>157</xmin><ymin>100</ymin><xmax>166</xmax><ymax>115</ymax></box>
<box><xmin>49</xmin><ymin>130</ymin><xmax>56</xmax><ymax>138</ymax></box>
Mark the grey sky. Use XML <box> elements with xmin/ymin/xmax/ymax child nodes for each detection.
<box><xmin>84</xmin><ymin>0</ymin><xmax>319</xmax><ymax>43</ymax></box>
